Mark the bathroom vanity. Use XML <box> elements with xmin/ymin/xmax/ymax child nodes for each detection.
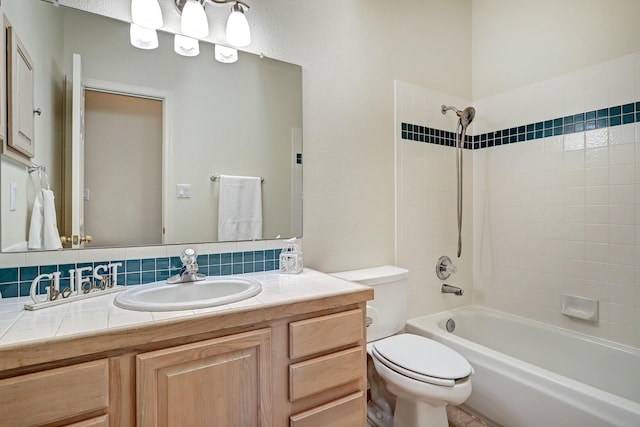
<box><xmin>0</xmin><ymin>269</ymin><xmax>372</xmax><ymax>427</ymax></box>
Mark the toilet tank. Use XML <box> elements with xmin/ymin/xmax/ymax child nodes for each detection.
<box><xmin>331</xmin><ymin>266</ymin><xmax>408</xmax><ymax>342</ymax></box>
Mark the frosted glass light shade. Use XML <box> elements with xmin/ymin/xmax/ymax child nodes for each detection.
<box><xmin>131</xmin><ymin>0</ymin><xmax>163</xmax><ymax>30</ymax></box>
<box><xmin>226</xmin><ymin>4</ymin><xmax>250</xmax><ymax>47</ymax></box>
<box><xmin>130</xmin><ymin>23</ymin><xmax>159</xmax><ymax>50</ymax></box>
<box><xmin>181</xmin><ymin>0</ymin><xmax>209</xmax><ymax>39</ymax></box>
<box><xmin>215</xmin><ymin>45</ymin><xmax>238</xmax><ymax>63</ymax></box>
<box><xmin>174</xmin><ymin>34</ymin><xmax>200</xmax><ymax>57</ymax></box>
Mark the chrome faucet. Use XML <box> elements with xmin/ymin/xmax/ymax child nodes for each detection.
<box><xmin>167</xmin><ymin>248</ymin><xmax>206</xmax><ymax>284</ymax></box>
<box><xmin>441</xmin><ymin>284</ymin><xmax>464</xmax><ymax>296</ymax></box>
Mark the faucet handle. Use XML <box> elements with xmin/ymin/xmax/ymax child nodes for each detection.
<box><xmin>181</xmin><ymin>248</ymin><xmax>197</xmax><ymax>266</ymax></box>
<box><xmin>436</xmin><ymin>256</ymin><xmax>457</xmax><ymax>280</ymax></box>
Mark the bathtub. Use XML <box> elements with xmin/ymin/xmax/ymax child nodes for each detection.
<box><xmin>406</xmin><ymin>306</ymin><xmax>640</xmax><ymax>427</ymax></box>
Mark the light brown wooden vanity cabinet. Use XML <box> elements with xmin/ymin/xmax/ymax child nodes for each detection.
<box><xmin>0</xmin><ymin>293</ymin><xmax>372</xmax><ymax>427</ymax></box>
<box><xmin>288</xmin><ymin>309</ymin><xmax>367</xmax><ymax>427</ymax></box>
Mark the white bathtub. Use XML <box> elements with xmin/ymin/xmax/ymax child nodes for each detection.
<box><xmin>406</xmin><ymin>306</ymin><xmax>640</xmax><ymax>427</ymax></box>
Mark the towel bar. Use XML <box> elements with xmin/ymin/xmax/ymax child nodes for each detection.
<box><xmin>210</xmin><ymin>175</ymin><xmax>264</xmax><ymax>183</ymax></box>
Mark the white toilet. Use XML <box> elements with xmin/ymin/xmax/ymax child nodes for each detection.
<box><xmin>332</xmin><ymin>266</ymin><xmax>473</xmax><ymax>427</ymax></box>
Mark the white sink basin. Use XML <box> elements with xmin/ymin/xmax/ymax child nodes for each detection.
<box><xmin>113</xmin><ymin>277</ymin><xmax>262</xmax><ymax>311</ymax></box>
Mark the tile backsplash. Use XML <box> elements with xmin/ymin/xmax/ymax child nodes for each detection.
<box><xmin>0</xmin><ymin>247</ymin><xmax>282</xmax><ymax>299</ymax></box>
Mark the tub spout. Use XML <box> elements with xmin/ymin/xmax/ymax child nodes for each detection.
<box><xmin>441</xmin><ymin>284</ymin><xmax>464</xmax><ymax>296</ymax></box>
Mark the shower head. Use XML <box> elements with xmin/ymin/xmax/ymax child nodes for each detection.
<box><xmin>441</xmin><ymin>105</ymin><xmax>475</xmax><ymax>128</ymax></box>
<box><xmin>457</xmin><ymin>106</ymin><xmax>475</xmax><ymax>127</ymax></box>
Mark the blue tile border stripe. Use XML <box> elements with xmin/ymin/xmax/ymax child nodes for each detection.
<box><xmin>401</xmin><ymin>123</ymin><xmax>473</xmax><ymax>149</ymax></box>
<box><xmin>0</xmin><ymin>249</ymin><xmax>281</xmax><ymax>299</ymax></box>
<box><xmin>401</xmin><ymin>101</ymin><xmax>640</xmax><ymax>150</ymax></box>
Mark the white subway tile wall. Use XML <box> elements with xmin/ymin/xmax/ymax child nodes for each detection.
<box><xmin>395</xmin><ymin>81</ymin><xmax>474</xmax><ymax>319</ymax></box>
<box><xmin>397</xmin><ymin>51</ymin><xmax>640</xmax><ymax>348</ymax></box>
<box><xmin>474</xmin><ymin>52</ymin><xmax>640</xmax><ymax>348</ymax></box>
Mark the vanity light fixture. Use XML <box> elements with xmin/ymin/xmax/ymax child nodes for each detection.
<box><xmin>131</xmin><ymin>0</ymin><xmax>164</xmax><ymax>30</ymax></box>
<box><xmin>181</xmin><ymin>0</ymin><xmax>210</xmax><ymax>38</ymax></box>
<box><xmin>225</xmin><ymin>2</ymin><xmax>251</xmax><ymax>47</ymax></box>
<box><xmin>175</xmin><ymin>34</ymin><xmax>200</xmax><ymax>56</ymax></box>
<box><xmin>130</xmin><ymin>23</ymin><xmax>159</xmax><ymax>50</ymax></box>
<box><xmin>130</xmin><ymin>0</ymin><xmax>162</xmax><ymax>50</ymax></box>
<box><xmin>215</xmin><ymin>44</ymin><xmax>238</xmax><ymax>63</ymax></box>
<box><xmin>175</xmin><ymin>0</ymin><xmax>252</xmax><ymax>47</ymax></box>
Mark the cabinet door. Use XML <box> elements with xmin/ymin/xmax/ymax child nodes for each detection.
<box><xmin>137</xmin><ymin>329</ymin><xmax>272</xmax><ymax>427</ymax></box>
<box><xmin>7</xmin><ymin>25</ymin><xmax>35</xmax><ymax>159</ymax></box>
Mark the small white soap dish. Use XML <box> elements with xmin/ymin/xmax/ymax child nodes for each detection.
<box><xmin>561</xmin><ymin>294</ymin><xmax>598</xmax><ymax>322</ymax></box>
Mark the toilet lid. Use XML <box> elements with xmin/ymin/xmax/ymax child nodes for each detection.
<box><xmin>372</xmin><ymin>334</ymin><xmax>471</xmax><ymax>383</ymax></box>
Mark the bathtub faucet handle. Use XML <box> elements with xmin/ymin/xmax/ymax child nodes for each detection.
<box><xmin>436</xmin><ymin>256</ymin><xmax>457</xmax><ymax>280</ymax></box>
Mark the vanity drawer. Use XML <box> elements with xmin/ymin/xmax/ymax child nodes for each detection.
<box><xmin>289</xmin><ymin>391</ymin><xmax>365</xmax><ymax>427</ymax></box>
<box><xmin>289</xmin><ymin>347</ymin><xmax>364</xmax><ymax>401</ymax></box>
<box><xmin>65</xmin><ymin>415</ymin><xmax>109</xmax><ymax>427</ymax></box>
<box><xmin>289</xmin><ymin>309</ymin><xmax>363</xmax><ymax>359</ymax></box>
<box><xmin>0</xmin><ymin>359</ymin><xmax>109</xmax><ymax>427</ymax></box>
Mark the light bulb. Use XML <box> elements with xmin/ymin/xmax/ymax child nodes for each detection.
<box><xmin>175</xmin><ymin>34</ymin><xmax>200</xmax><ymax>57</ymax></box>
<box><xmin>130</xmin><ymin>23</ymin><xmax>159</xmax><ymax>50</ymax></box>
<box><xmin>181</xmin><ymin>0</ymin><xmax>209</xmax><ymax>39</ymax></box>
<box><xmin>131</xmin><ymin>0</ymin><xmax>163</xmax><ymax>30</ymax></box>
<box><xmin>215</xmin><ymin>45</ymin><xmax>238</xmax><ymax>63</ymax></box>
<box><xmin>226</xmin><ymin>3</ymin><xmax>250</xmax><ymax>47</ymax></box>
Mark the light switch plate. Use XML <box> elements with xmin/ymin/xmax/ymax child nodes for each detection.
<box><xmin>176</xmin><ymin>184</ymin><xmax>191</xmax><ymax>199</ymax></box>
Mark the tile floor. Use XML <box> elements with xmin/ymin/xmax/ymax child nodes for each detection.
<box><xmin>447</xmin><ymin>406</ymin><xmax>492</xmax><ymax>427</ymax></box>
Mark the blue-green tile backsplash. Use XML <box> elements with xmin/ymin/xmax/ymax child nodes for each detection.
<box><xmin>402</xmin><ymin>101</ymin><xmax>640</xmax><ymax>149</ymax></box>
<box><xmin>0</xmin><ymin>250</ymin><xmax>280</xmax><ymax>299</ymax></box>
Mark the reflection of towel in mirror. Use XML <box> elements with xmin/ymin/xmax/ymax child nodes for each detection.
<box><xmin>27</xmin><ymin>191</ymin><xmax>44</xmax><ymax>249</ymax></box>
<box><xmin>28</xmin><ymin>189</ymin><xmax>62</xmax><ymax>250</ymax></box>
<box><xmin>218</xmin><ymin>175</ymin><xmax>263</xmax><ymax>241</ymax></box>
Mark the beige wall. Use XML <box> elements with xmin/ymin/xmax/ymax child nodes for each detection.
<box><xmin>472</xmin><ymin>0</ymin><xmax>640</xmax><ymax>99</ymax></box>
<box><xmin>252</xmin><ymin>0</ymin><xmax>473</xmax><ymax>272</ymax></box>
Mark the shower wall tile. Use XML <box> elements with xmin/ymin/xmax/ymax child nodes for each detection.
<box><xmin>395</xmin><ymin>80</ymin><xmax>474</xmax><ymax>319</ymax></box>
<box><xmin>473</xmin><ymin>51</ymin><xmax>640</xmax><ymax>348</ymax></box>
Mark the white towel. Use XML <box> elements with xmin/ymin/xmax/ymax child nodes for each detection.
<box><xmin>218</xmin><ymin>175</ymin><xmax>263</xmax><ymax>241</ymax></box>
<box><xmin>28</xmin><ymin>189</ymin><xmax>62</xmax><ymax>250</ymax></box>
<box><xmin>42</xmin><ymin>189</ymin><xmax>62</xmax><ymax>250</ymax></box>
<box><xmin>27</xmin><ymin>191</ymin><xmax>44</xmax><ymax>249</ymax></box>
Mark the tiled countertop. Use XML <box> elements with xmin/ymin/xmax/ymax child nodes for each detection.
<box><xmin>0</xmin><ymin>269</ymin><xmax>369</xmax><ymax>350</ymax></box>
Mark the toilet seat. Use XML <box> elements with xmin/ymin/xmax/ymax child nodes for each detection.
<box><xmin>371</xmin><ymin>334</ymin><xmax>472</xmax><ymax>387</ymax></box>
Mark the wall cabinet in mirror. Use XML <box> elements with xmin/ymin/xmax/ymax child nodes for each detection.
<box><xmin>0</xmin><ymin>13</ymin><xmax>5</xmax><ymax>147</ymax></box>
<box><xmin>7</xmin><ymin>25</ymin><xmax>35</xmax><ymax>161</ymax></box>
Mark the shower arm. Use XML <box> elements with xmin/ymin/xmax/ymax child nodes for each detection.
<box><xmin>441</xmin><ymin>105</ymin><xmax>460</xmax><ymax>114</ymax></box>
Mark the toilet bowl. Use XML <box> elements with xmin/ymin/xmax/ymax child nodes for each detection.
<box><xmin>331</xmin><ymin>266</ymin><xmax>473</xmax><ymax>427</ymax></box>
<box><xmin>369</xmin><ymin>334</ymin><xmax>472</xmax><ymax>426</ymax></box>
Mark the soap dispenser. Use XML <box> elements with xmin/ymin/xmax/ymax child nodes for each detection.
<box><xmin>279</xmin><ymin>238</ymin><xmax>303</xmax><ymax>274</ymax></box>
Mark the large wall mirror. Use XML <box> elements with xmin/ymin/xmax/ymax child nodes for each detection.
<box><xmin>0</xmin><ymin>0</ymin><xmax>302</xmax><ymax>252</ymax></box>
